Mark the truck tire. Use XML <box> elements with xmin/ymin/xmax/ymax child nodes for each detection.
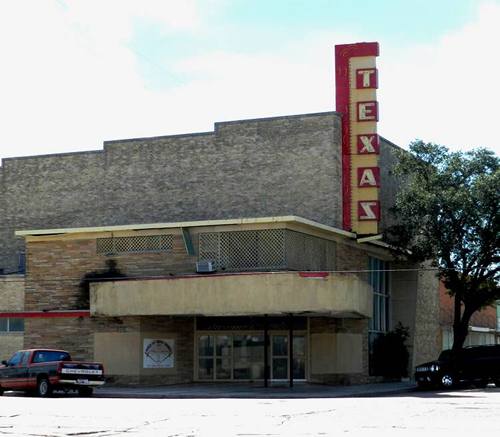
<box><xmin>77</xmin><ymin>387</ymin><xmax>93</xmax><ymax>397</ymax></box>
<box><xmin>37</xmin><ymin>377</ymin><xmax>52</xmax><ymax>397</ymax></box>
<box><xmin>475</xmin><ymin>380</ymin><xmax>489</xmax><ymax>389</ymax></box>
<box><xmin>440</xmin><ymin>373</ymin><xmax>455</xmax><ymax>389</ymax></box>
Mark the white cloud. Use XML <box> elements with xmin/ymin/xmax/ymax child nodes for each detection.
<box><xmin>0</xmin><ymin>1</ymin><xmax>498</xmax><ymax>162</ymax></box>
<box><xmin>379</xmin><ymin>2</ymin><xmax>500</xmax><ymax>152</ymax></box>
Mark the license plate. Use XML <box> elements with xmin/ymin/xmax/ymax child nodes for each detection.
<box><xmin>76</xmin><ymin>379</ymin><xmax>89</xmax><ymax>385</ymax></box>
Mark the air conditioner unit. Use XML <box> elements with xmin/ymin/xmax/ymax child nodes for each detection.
<box><xmin>196</xmin><ymin>260</ymin><xmax>217</xmax><ymax>273</ymax></box>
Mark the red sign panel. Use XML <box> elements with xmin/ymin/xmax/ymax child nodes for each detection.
<box><xmin>357</xmin><ymin>167</ymin><xmax>381</xmax><ymax>187</ymax></box>
<box><xmin>356</xmin><ymin>134</ymin><xmax>379</xmax><ymax>154</ymax></box>
<box><xmin>356</xmin><ymin>68</ymin><xmax>378</xmax><ymax>89</ymax></box>
<box><xmin>357</xmin><ymin>101</ymin><xmax>379</xmax><ymax>122</ymax></box>
<box><xmin>358</xmin><ymin>201</ymin><xmax>380</xmax><ymax>221</ymax></box>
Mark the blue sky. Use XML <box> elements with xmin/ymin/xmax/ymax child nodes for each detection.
<box><xmin>0</xmin><ymin>0</ymin><xmax>498</xmax><ymax>160</ymax></box>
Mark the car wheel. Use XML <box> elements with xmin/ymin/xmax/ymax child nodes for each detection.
<box><xmin>77</xmin><ymin>387</ymin><xmax>93</xmax><ymax>397</ymax></box>
<box><xmin>440</xmin><ymin>374</ymin><xmax>455</xmax><ymax>389</ymax></box>
<box><xmin>494</xmin><ymin>380</ymin><xmax>500</xmax><ymax>388</ymax></box>
<box><xmin>37</xmin><ymin>377</ymin><xmax>52</xmax><ymax>397</ymax></box>
<box><xmin>0</xmin><ymin>387</ymin><xmax>4</xmax><ymax>396</ymax></box>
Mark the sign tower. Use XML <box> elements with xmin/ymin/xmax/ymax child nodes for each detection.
<box><xmin>335</xmin><ymin>42</ymin><xmax>380</xmax><ymax>235</ymax></box>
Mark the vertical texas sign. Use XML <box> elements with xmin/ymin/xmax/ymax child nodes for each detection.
<box><xmin>335</xmin><ymin>42</ymin><xmax>380</xmax><ymax>235</ymax></box>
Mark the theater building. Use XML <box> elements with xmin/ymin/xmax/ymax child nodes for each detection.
<box><xmin>0</xmin><ymin>42</ymin><xmax>441</xmax><ymax>385</ymax></box>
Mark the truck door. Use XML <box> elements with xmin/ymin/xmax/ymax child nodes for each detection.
<box><xmin>2</xmin><ymin>351</ymin><xmax>23</xmax><ymax>389</ymax></box>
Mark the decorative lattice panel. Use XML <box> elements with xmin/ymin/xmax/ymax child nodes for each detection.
<box><xmin>285</xmin><ymin>230</ymin><xmax>336</xmax><ymax>271</ymax></box>
<box><xmin>96</xmin><ymin>235</ymin><xmax>174</xmax><ymax>255</ymax></box>
<box><xmin>198</xmin><ymin>229</ymin><xmax>286</xmax><ymax>271</ymax></box>
<box><xmin>198</xmin><ymin>229</ymin><xmax>335</xmax><ymax>272</ymax></box>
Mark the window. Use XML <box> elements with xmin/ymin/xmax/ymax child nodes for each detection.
<box><xmin>497</xmin><ymin>301</ymin><xmax>500</xmax><ymax>331</ymax></box>
<box><xmin>32</xmin><ymin>351</ymin><xmax>70</xmax><ymax>363</ymax></box>
<box><xmin>18</xmin><ymin>252</ymin><xmax>26</xmax><ymax>274</ymax></box>
<box><xmin>8</xmin><ymin>351</ymin><xmax>23</xmax><ymax>366</ymax></box>
<box><xmin>0</xmin><ymin>318</ymin><xmax>24</xmax><ymax>333</ymax></box>
<box><xmin>368</xmin><ymin>257</ymin><xmax>390</xmax><ymax>333</ymax></box>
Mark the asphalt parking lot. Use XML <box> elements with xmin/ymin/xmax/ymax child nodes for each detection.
<box><xmin>1</xmin><ymin>385</ymin><xmax>499</xmax><ymax>436</ymax></box>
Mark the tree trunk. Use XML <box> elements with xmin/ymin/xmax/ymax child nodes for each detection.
<box><xmin>452</xmin><ymin>295</ymin><xmax>473</xmax><ymax>351</ymax></box>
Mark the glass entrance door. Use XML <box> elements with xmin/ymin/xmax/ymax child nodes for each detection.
<box><xmin>270</xmin><ymin>334</ymin><xmax>306</xmax><ymax>380</ymax></box>
<box><xmin>197</xmin><ymin>332</ymin><xmax>305</xmax><ymax>380</ymax></box>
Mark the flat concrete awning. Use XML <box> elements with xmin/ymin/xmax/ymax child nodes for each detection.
<box><xmin>90</xmin><ymin>271</ymin><xmax>372</xmax><ymax>318</ymax></box>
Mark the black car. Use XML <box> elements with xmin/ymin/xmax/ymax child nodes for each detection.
<box><xmin>415</xmin><ymin>344</ymin><xmax>500</xmax><ymax>389</ymax></box>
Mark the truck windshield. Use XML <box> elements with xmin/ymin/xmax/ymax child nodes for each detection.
<box><xmin>438</xmin><ymin>350</ymin><xmax>453</xmax><ymax>361</ymax></box>
<box><xmin>32</xmin><ymin>351</ymin><xmax>71</xmax><ymax>363</ymax></box>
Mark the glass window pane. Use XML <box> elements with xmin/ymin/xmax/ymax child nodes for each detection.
<box><xmin>198</xmin><ymin>335</ymin><xmax>214</xmax><ymax>356</ymax></box>
<box><xmin>216</xmin><ymin>357</ymin><xmax>232</xmax><ymax>379</ymax></box>
<box><xmin>8</xmin><ymin>351</ymin><xmax>23</xmax><ymax>366</ymax></box>
<box><xmin>293</xmin><ymin>356</ymin><xmax>305</xmax><ymax>379</ymax></box>
<box><xmin>293</xmin><ymin>336</ymin><xmax>305</xmax><ymax>356</ymax></box>
<box><xmin>233</xmin><ymin>335</ymin><xmax>264</xmax><ymax>380</ymax></box>
<box><xmin>380</xmin><ymin>296</ymin><xmax>386</xmax><ymax>331</ymax></box>
<box><xmin>272</xmin><ymin>335</ymin><xmax>288</xmax><ymax>356</ymax></box>
<box><xmin>216</xmin><ymin>335</ymin><xmax>231</xmax><ymax>357</ymax></box>
<box><xmin>9</xmin><ymin>318</ymin><xmax>24</xmax><ymax>332</ymax></box>
<box><xmin>198</xmin><ymin>358</ymin><xmax>214</xmax><ymax>380</ymax></box>
<box><xmin>0</xmin><ymin>319</ymin><xmax>7</xmax><ymax>332</ymax></box>
<box><xmin>21</xmin><ymin>351</ymin><xmax>30</xmax><ymax>365</ymax></box>
<box><xmin>272</xmin><ymin>358</ymin><xmax>288</xmax><ymax>379</ymax></box>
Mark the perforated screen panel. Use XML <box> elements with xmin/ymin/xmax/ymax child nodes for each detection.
<box><xmin>198</xmin><ymin>229</ymin><xmax>335</xmax><ymax>272</ymax></box>
<box><xmin>96</xmin><ymin>235</ymin><xmax>174</xmax><ymax>255</ymax></box>
<box><xmin>199</xmin><ymin>229</ymin><xmax>286</xmax><ymax>271</ymax></box>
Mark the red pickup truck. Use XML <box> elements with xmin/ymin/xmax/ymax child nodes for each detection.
<box><xmin>0</xmin><ymin>349</ymin><xmax>105</xmax><ymax>397</ymax></box>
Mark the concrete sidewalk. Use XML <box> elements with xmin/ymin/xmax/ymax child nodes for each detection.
<box><xmin>93</xmin><ymin>381</ymin><xmax>417</xmax><ymax>399</ymax></box>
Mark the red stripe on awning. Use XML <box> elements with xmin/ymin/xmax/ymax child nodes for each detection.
<box><xmin>298</xmin><ymin>272</ymin><xmax>329</xmax><ymax>278</ymax></box>
<box><xmin>0</xmin><ymin>311</ymin><xmax>90</xmax><ymax>318</ymax></box>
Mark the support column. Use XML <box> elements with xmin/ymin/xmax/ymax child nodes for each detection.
<box><xmin>264</xmin><ymin>314</ymin><xmax>269</xmax><ymax>388</ymax></box>
<box><xmin>289</xmin><ymin>314</ymin><xmax>294</xmax><ymax>388</ymax></box>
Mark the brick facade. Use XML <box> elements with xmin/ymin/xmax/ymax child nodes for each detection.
<box><xmin>0</xmin><ymin>275</ymin><xmax>24</xmax><ymax>360</ymax></box>
<box><xmin>0</xmin><ymin>111</ymin><xmax>439</xmax><ymax>386</ymax></box>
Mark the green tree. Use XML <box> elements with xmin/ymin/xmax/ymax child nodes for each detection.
<box><xmin>386</xmin><ymin>141</ymin><xmax>499</xmax><ymax>351</ymax></box>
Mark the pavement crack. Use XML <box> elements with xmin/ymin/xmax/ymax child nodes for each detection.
<box><xmin>66</xmin><ymin>432</ymin><xmax>112</xmax><ymax>436</ymax></box>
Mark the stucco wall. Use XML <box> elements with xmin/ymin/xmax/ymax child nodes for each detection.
<box><xmin>90</xmin><ymin>272</ymin><xmax>372</xmax><ymax>318</ymax></box>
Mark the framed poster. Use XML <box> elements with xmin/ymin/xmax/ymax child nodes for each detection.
<box><xmin>143</xmin><ymin>338</ymin><xmax>175</xmax><ymax>368</ymax></box>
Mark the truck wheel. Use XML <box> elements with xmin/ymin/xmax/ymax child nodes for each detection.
<box><xmin>37</xmin><ymin>377</ymin><xmax>52</xmax><ymax>397</ymax></box>
<box><xmin>440</xmin><ymin>374</ymin><xmax>455</xmax><ymax>389</ymax></box>
<box><xmin>77</xmin><ymin>387</ymin><xmax>93</xmax><ymax>397</ymax></box>
<box><xmin>475</xmin><ymin>380</ymin><xmax>489</xmax><ymax>388</ymax></box>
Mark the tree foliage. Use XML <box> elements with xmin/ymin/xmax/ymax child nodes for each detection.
<box><xmin>385</xmin><ymin>141</ymin><xmax>499</xmax><ymax>350</ymax></box>
<box><xmin>372</xmin><ymin>323</ymin><xmax>410</xmax><ymax>378</ymax></box>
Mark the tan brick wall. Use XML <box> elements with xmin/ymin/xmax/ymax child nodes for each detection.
<box><xmin>0</xmin><ymin>275</ymin><xmax>25</xmax><ymax>311</ymax></box>
<box><xmin>25</xmin><ymin>235</ymin><xmax>195</xmax><ymax>312</ymax></box>
<box><xmin>412</xmin><ymin>266</ymin><xmax>440</xmax><ymax>366</ymax></box>
<box><xmin>0</xmin><ymin>275</ymin><xmax>25</xmax><ymax>359</ymax></box>
<box><xmin>0</xmin><ymin>333</ymin><xmax>24</xmax><ymax>361</ymax></box>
